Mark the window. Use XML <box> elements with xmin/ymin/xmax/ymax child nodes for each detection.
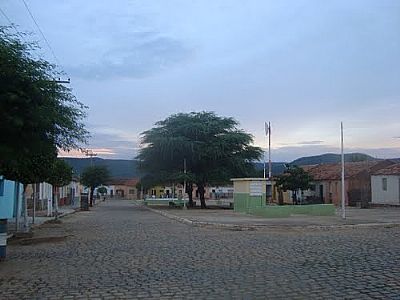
<box><xmin>382</xmin><ymin>178</ymin><xmax>387</xmax><ymax>191</ymax></box>
<box><xmin>0</xmin><ymin>178</ymin><xmax>4</xmax><ymax>196</ymax></box>
<box><xmin>129</xmin><ymin>189</ymin><xmax>135</xmax><ymax>194</ymax></box>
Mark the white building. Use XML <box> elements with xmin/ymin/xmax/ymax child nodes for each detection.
<box><xmin>371</xmin><ymin>163</ymin><xmax>400</xmax><ymax>206</ymax></box>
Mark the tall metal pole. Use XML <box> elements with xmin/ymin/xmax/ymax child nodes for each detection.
<box><xmin>183</xmin><ymin>158</ymin><xmax>187</xmax><ymax>209</ymax></box>
<box><xmin>341</xmin><ymin>122</ymin><xmax>346</xmax><ymax>219</ymax></box>
<box><xmin>268</xmin><ymin>122</ymin><xmax>272</xmax><ymax>179</ymax></box>
<box><xmin>263</xmin><ymin>153</ymin><xmax>266</xmax><ymax>179</ymax></box>
<box><xmin>263</xmin><ymin>122</ymin><xmax>266</xmax><ymax>179</ymax></box>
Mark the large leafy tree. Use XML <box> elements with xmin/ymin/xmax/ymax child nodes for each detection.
<box><xmin>0</xmin><ymin>27</ymin><xmax>88</xmax><ymax>181</ymax></box>
<box><xmin>80</xmin><ymin>166</ymin><xmax>110</xmax><ymax>207</ymax></box>
<box><xmin>137</xmin><ymin>112</ymin><xmax>262</xmax><ymax>208</ymax></box>
<box><xmin>275</xmin><ymin>166</ymin><xmax>313</xmax><ymax>205</ymax></box>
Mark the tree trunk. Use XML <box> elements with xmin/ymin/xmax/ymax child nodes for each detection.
<box><xmin>14</xmin><ymin>182</ymin><xmax>21</xmax><ymax>232</ymax></box>
<box><xmin>22</xmin><ymin>184</ymin><xmax>28</xmax><ymax>232</ymax></box>
<box><xmin>278</xmin><ymin>190</ymin><xmax>284</xmax><ymax>205</ymax></box>
<box><xmin>292</xmin><ymin>190</ymin><xmax>297</xmax><ymax>205</ymax></box>
<box><xmin>187</xmin><ymin>183</ymin><xmax>194</xmax><ymax>207</ymax></box>
<box><xmin>198</xmin><ymin>184</ymin><xmax>207</xmax><ymax>209</ymax></box>
<box><xmin>53</xmin><ymin>186</ymin><xmax>59</xmax><ymax>220</ymax></box>
<box><xmin>89</xmin><ymin>186</ymin><xmax>95</xmax><ymax>207</ymax></box>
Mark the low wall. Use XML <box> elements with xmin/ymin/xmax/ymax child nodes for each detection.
<box><xmin>234</xmin><ymin>193</ymin><xmax>265</xmax><ymax>213</ymax></box>
<box><xmin>244</xmin><ymin>204</ymin><xmax>335</xmax><ymax>218</ymax></box>
<box><xmin>144</xmin><ymin>198</ymin><xmax>187</xmax><ymax>206</ymax></box>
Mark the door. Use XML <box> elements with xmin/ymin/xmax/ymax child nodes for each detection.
<box><xmin>319</xmin><ymin>185</ymin><xmax>324</xmax><ymax>203</ymax></box>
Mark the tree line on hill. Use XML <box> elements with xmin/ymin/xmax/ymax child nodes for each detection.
<box><xmin>63</xmin><ymin>153</ymin><xmax>381</xmax><ymax>180</ymax></box>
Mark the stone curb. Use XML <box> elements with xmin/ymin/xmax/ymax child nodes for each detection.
<box><xmin>143</xmin><ymin>205</ymin><xmax>400</xmax><ymax>231</ymax></box>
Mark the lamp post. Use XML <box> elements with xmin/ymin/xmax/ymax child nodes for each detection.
<box><xmin>341</xmin><ymin>122</ymin><xmax>346</xmax><ymax>219</ymax></box>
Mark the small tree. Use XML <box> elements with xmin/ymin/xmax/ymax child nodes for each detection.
<box><xmin>47</xmin><ymin>159</ymin><xmax>73</xmax><ymax>218</ymax></box>
<box><xmin>275</xmin><ymin>166</ymin><xmax>313</xmax><ymax>205</ymax></box>
<box><xmin>97</xmin><ymin>186</ymin><xmax>107</xmax><ymax>197</ymax></box>
<box><xmin>80</xmin><ymin>166</ymin><xmax>110</xmax><ymax>207</ymax></box>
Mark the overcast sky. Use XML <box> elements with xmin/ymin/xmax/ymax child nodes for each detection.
<box><xmin>2</xmin><ymin>0</ymin><xmax>400</xmax><ymax>161</ymax></box>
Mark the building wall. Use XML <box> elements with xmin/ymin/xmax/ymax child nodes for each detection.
<box><xmin>371</xmin><ymin>175</ymin><xmax>400</xmax><ymax>205</ymax></box>
<box><xmin>347</xmin><ymin>171</ymin><xmax>373</xmax><ymax>206</ymax></box>
<box><xmin>309</xmin><ymin>180</ymin><xmax>349</xmax><ymax>206</ymax></box>
<box><xmin>0</xmin><ymin>178</ymin><xmax>23</xmax><ymax>219</ymax></box>
<box><xmin>113</xmin><ymin>185</ymin><xmax>139</xmax><ymax>199</ymax></box>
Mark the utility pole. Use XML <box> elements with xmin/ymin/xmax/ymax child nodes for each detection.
<box><xmin>341</xmin><ymin>122</ymin><xmax>346</xmax><ymax>219</ymax></box>
<box><xmin>264</xmin><ymin>122</ymin><xmax>272</xmax><ymax>179</ymax></box>
<box><xmin>263</xmin><ymin>122</ymin><xmax>266</xmax><ymax>179</ymax></box>
<box><xmin>50</xmin><ymin>78</ymin><xmax>70</xmax><ymax>219</ymax></box>
<box><xmin>83</xmin><ymin>149</ymin><xmax>98</xmax><ymax>166</ymax></box>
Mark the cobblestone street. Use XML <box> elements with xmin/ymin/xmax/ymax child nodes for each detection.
<box><xmin>1</xmin><ymin>200</ymin><xmax>400</xmax><ymax>299</ymax></box>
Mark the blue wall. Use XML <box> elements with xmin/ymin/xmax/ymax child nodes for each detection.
<box><xmin>0</xmin><ymin>177</ymin><xmax>23</xmax><ymax>219</ymax></box>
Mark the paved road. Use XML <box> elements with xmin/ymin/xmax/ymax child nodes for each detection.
<box><xmin>1</xmin><ymin>200</ymin><xmax>400</xmax><ymax>299</ymax></box>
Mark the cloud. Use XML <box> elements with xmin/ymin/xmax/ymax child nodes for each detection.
<box><xmin>58</xmin><ymin>127</ymin><xmax>140</xmax><ymax>159</ymax></box>
<box><xmin>297</xmin><ymin>140</ymin><xmax>325</xmax><ymax>145</ymax></box>
<box><xmin>89</xmin><ymin>131</ymin><xmax>139</xmax><ymax>159</ymax></box>
<box><xmin>68</xmin><ymin>34</ymin><xmax>192</xmax><ymax>79</ymax></box>
<box><xmin>276</xmin><ymin>140</ymin><xmax>325</xmax><ymax>147</ymax></box>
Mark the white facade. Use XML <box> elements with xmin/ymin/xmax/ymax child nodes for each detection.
<box><xmin>371</xmin><ymin>175</ymin><xmax>400</xmax><ymax>205</ymax></box>
<box><xmin>37</xmin><ymin>182</ymin><xmax>53</xmax><ymax>216</ymax></box>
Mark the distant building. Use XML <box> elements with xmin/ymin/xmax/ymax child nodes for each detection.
<box><xmin>302</xmin><ymin>160</ymin><xmax>395</xmax><ymax>206</ymax></box>
<box><xmin>106</xmin><ymin>178</ymin><xmax>140</xmax><ymax>199</ymax></box>
<box><xmin>371</xmin><ymin>163</ymin><xmax>400</xmax><ymax>206</ymax></box>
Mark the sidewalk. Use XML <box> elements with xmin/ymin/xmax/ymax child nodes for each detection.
<box><xmin>7</xmin><ymin>206</ymin><xmax>78</xmax><ymax>234</ymax></box>
<box><xmin>145</xmin><ymin>205</ymin><xmax>400</xmax><ymax>229</ymax></box>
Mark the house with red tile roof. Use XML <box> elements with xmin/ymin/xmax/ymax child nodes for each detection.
<box><xmin>371</xmin><ymin>163</ymin><xmax>400</xmax><ymax>206</ymax></box>
<box><xmin>105</xmin><ymin>178</ymin><xmax>140</xmax><ymax>199</ymax></box>
<box><xmin>302</xmin><ymin>160</ymin><xmax>394</xmax><ymax>206</ymax></box>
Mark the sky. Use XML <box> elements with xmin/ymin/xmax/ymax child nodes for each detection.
<box><xmin>2</xmin><ymin>0</ymin><xmax>400</xmax><ymax>162</ymax></box>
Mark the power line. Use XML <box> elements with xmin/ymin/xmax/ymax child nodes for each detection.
<box><xmin>21</xmin><ymin>0</ymin><xmax>61</xmax><ymax>67</ymax></box>
<box><xmin>0</xmin><ymin>7</ymin><xmax>22</xmax><ymax>37</ymax></box>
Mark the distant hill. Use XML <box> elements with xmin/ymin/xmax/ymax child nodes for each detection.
<box><xmin>254</xmin><ymin>162</ymin><xmax>287</xmax><ymax>175</ymax></box>
<box><xmin>62</xmin><ymin>152</ymin><xmax>386</xmax><ymax>179</ymax></box>
<box><xmin>62</xmin><ymin>157</ymin><xmax>139</xmax><ymax>179</ymax></box>
<box><xmin>290</xmin><ymin>153</ymin><xmax>376</xmax><ymax>166</ymax></box>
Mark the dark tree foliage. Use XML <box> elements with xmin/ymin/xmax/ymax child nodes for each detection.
<box><xmin>97</xmin><ymin>186</ymin><xmax>107</xmax><ymax>195</ymax></box>
<box><xmin>0</xmin><ymin>27</ymin><xmax>88</xmax><ymax>182</ymax></box>
<box><xmin>80</xmin><ymin>166</ymin><xmax>110</xmax><ymax>206</ymax></box>
<box><xmin>275</xmin><ymin>165</ymin><xmax>313</xmax><ymax>205</ymax></box>
<box><xmin>137</xmin><ymin>112</ymin><xmax>262</xmax><ymax>208</ymax></box>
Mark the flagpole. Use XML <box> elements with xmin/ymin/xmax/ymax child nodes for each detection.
<box><xmin>341</xmin><ymin>122</ymin><xmax>346</xmax><ymax>219</ymax></box>
<box><xmin>263</xmin><ymin>122</ymin><xmax>266</xmax><ymax>179</ymax></box>
<box><xmin>268</xmin><ymin>122</ymin><xmax>272</xmax><ymax>179</ymax></box>
<box><xmin>183</xmin><ymin>158</ymin><xmax>187</xmax><ymax>210</ymax></box>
